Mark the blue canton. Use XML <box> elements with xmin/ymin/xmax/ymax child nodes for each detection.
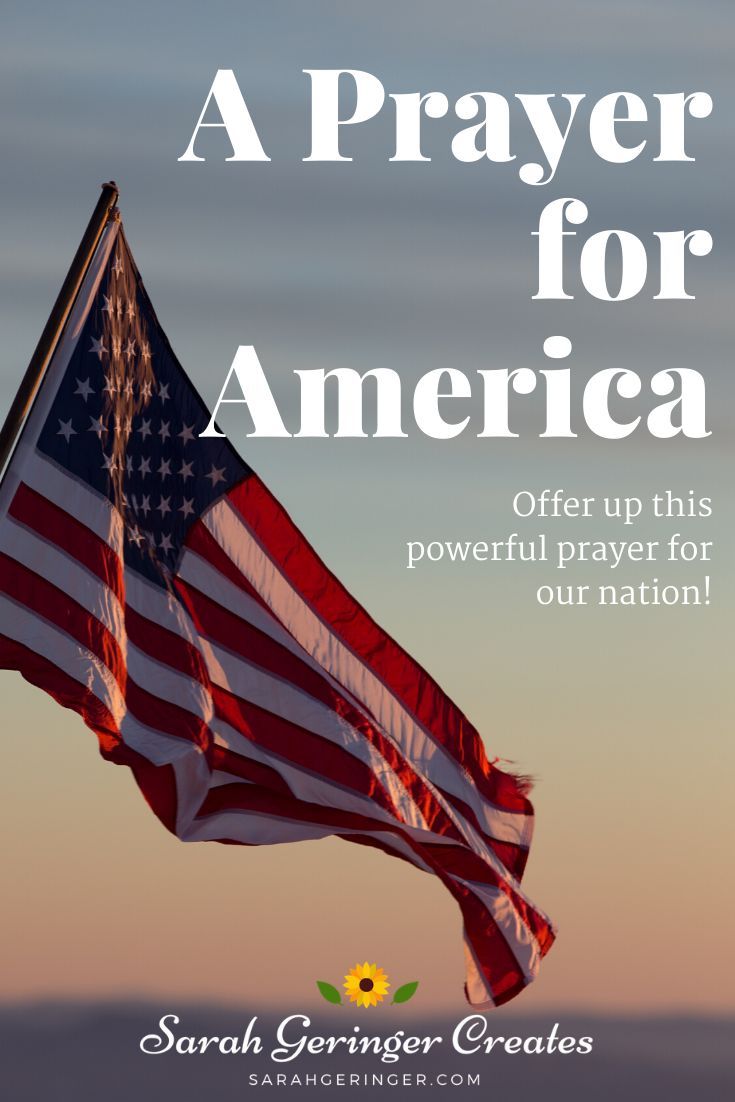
<box><xmin>37</xmin><ymin>230</ymin><xmax>251</xmax><ymax>587</ymax></box>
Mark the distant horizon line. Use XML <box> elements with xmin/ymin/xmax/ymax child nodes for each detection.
<box><xmin>0</xmin><ymin>997</ymin><xmax>732</xmax><ymax>1023</ymax></box>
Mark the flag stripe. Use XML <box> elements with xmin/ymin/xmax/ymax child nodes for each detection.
<box><xmin>9</xmin><ymin>481</ymin><xmax>125</xmax><ymax>601</ymax></box>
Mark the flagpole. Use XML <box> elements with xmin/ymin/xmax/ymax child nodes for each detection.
<box><xmin>0</xmin><ymin>180</ymin><xmax>120</xmax><ymax>478</ymax></box>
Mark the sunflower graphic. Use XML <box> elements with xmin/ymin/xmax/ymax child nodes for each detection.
<box><xmin>343</xmin><ymin>961</ymin><xmax>390</xmax><ymax>1008</ymax></box>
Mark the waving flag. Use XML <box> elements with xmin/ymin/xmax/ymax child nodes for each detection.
<box><xmin>0</xmin><ymin>210</ymin><xmax>555</xmax><ymax>1007</ymax></box>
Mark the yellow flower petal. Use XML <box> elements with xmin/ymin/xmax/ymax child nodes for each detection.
<box><xmin>341</xmin><ymin>961</ymin><xmax>390</xmax><ymax>1007</ymax></box>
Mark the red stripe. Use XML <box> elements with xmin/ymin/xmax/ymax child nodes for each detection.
<box><xmin>9</xmin><ymin>482</ymin><xmax>124</xmax><ymax>603</ymax></box>
<box><xmin>125</xmin><ymin>604</ymin><xmax>210</xmax><ymax>689</ymax></box>
<box><xmin>212</xmin><ymin>744</ymin><xmax>293</xmax><ymax>799</ymax></box>
<box><xmin>435</xmin><ymin>785</ymin><xmax>529</xmax><ymax>881</ymax></box>
<box><xmin>186</xmin><ymin>521</ymin><xmax>274</xmax><ymax>616</ymax></box>
<box><xmin>225</xmin><ymin>477</ymin><xmax>532</xmax><ymax>816</ymax></box>
<box><xmin>126</xmin><ymin>679</ymin><xmax>209</xmax><ymax>751</ymax></box>
<box><xmin>211</xmin><ymin>683</ymin><xmax>402</xmax><ymax>821</ymax></box>
<box><xmin>0</xmin><ymin>551</ymin><xmax>126</xmax><ymax>687</ymax></box>
<box><xmin>9</xmin><ymin>484</ymin><xmax>212</xmax><ymax>693</ymax></box>
<box><xmin>0</xmin><ymin>553</ymin><xmax>208</xmax><ymax>756</ymax></box>
<box><xmin>450</xmin><ymin>880</ymin><xmax>528</xmax><ymax>1006</ymax></box>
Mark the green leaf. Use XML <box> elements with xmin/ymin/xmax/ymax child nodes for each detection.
<box><xmin>392</xmin><ymin>981</ymin><xmax>419</xmax><ymax>1004</ymax></box>
<box><xmin>316</xmin><ymin>981</ymin><xmax>342</xmax><ymax>1005</ymax></box>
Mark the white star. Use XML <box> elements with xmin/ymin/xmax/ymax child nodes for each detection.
<box><xmin>88</xmin><ymin>415</ymin><xmax>107</xmax><ymax>438</ymax></box>
<box><xmin>128</xmin><ymin>525</ymin><xmax>143</xmax><ymax>546</ymax></box>
<box><xmin>159</xmin><ymin>533</ymin><xmax>174</xmax><ymax>553</ymax></box>
<box><xmin>126</xmin><ymin>455</ymin><xmax>134</xmax><ymax>475</ymax></box>
<box><xmin>123</xmin><ymin>378</ymin><xmax>134</xmax><ymax>398</ymax></box>
<box><xmin>156</xmin><ymin>496</ymin><xmax>171</xmax><ymax>517</ymax></box>
<box><xmin>111</xmin><ymin>336</ymin><xmax>122</xmax><ymax>359</ymax></box>
<box><xmin>74</xmin><ymin>377</ymin><xmax>94</xmax><ymax>402</ymax></box>
<box><xmin>126</xmin><ymin>299</ymin><xmax>136</xmax><ymax>320</ymax></box>
<box><xmin>141</xmin><ymin>380</ymin><xmax>153</xmax><ymax>400</ymax></box>
<box><xmin>124</xmin><ymin>338</ymin><xmax>136</xmax><ymax>362</ymax></box>
<box><xmin>112</xmin><ymin>255</ymin><xmax>123</xmax><ymax>276</ymax></box>
<box><xmin>57</xmin><ymin>418</ymin><xmax>76</xmax><ymax>442</ymax></box>
<box><xmin>114</xmin><ymin>297</ymin><xmax>124</xmax><ymax>319</ymax></box>
<box><xmin>158</xmin><ymin>382</ymin><xmax>170</xmax><ymax>404</ymax></box>
<box><xmin>101</xmin><ymin>294</ymin><xmax>113</xmax><ymax>313</ymax></box>
<box><xmin>158</xmin><ymin>458</ymin><xmax>171</xmax><ymax>480</ymax></box>
<box><xmin>138</xmin><ymin>456</ymin><xmax>151</xmax><ymax>478</ymax></box>
<box><xmin>103</xmin><ymin>375</ymin><xmax>117</xmax><ymax>396</ymax></box>
<box><xmin>138</xmin><ymin>494</ymin><xmax>151</xmax><ymax>517</ymax></box>
<box><xmin>179</xmin><ymin>498</ymin><xmax>195</xmax><ymax>519</ymax></box>
<box><xmin>101</xmin><ymin>453</ymin><xmax>117</xmax><ymax>473</ymax></box>
<box><xmin>158</xmin><ymin>420</ymin><xmax>170</xmax><ymax>442</ymax></box>
<box><xmin>141</xmin><ymin>341</ymin><xmax>151</xmax><ymax>364</ymax></box>
<box><xmin>144</xmin><ymin>531</ymin><xmax>157</xmax><ymax>550</ymax></box>
<box><xmin>206</xmin><ymin>464</ymin><xmax>226</xmax><ymax>488</ymax></box>
<box><xmin>178</xmin><ymin>423</ymin><xmax>195</xmax><ymax>446</ymax></box>
<box><xmin>89</xmin><ymin>335</ymin><xmax>107</xmax><ymax>360</ymax></box>
<box><xmin>137</xmin><ymin>418</ymin><xmax>152</xmax><ymax>440</ymax></box>
<box><xmin>179</xmin><ymin>460</ymin><xmax>193</xmax><ymax>481</ymax></box>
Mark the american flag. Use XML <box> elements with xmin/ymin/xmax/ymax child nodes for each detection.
<box><xmin>0</xmin><ymin>216</ymin><xmax>555</xmax><ymax>1007</ymax></box>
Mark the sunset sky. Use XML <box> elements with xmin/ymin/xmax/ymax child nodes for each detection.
<box><xmin>0</xmin><ymin>0</ymin><xmax>733</xmax><ymax>1013</ymax></box>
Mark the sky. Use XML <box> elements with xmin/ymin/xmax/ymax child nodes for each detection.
<box><xmin>0</xmin><ymin>0</ymin><xmax>733</xmax><ymax>1014</ymax></box>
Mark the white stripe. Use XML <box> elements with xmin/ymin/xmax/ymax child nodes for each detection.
<box><xmin>212</xmin><ymin>716</ymin><xmax>421</xmax><ymax>830</ymax></box>
<box><xmin>0</xmin><ymin>591</ymin><xmax>123</xmax><ymax>715</ymax></box>
<box><xmin>0</xmin><ymin>591</ymin><xmax>195</xmax><ymax>768</ymax></box>
<box><xmin>210</xmin><ymin>770</ymin><xmax>255</xmax><ymax>789</ymax></box>
<box><xmin>127</xmin><ymin>640</ymin><xmax>213</xmax><ymax>723</ymax></box>
<box><xmin>203</xmin><ymin>497</ymin><xmax>533</xmax><ymax>850</ymax></box>
<box><xmin>182</xmin><ymin>809</ymin><xmax>337</xmax><ymax>846</ymax></box>
<box><xmin>172</xmin><ymin>748</ymin><xmax>212</xmax><ymax>837</ymax></box>
<box><xmin>463</xmin><ymin>937</ymin><xmax>495</xmax><ymax>1009</ymax></box>
<box><xmin>0</xmin><ymin>516</ymin><xmax>214</xmax><ymax>729</ymax></box>
<box><xmin>19</xmin><ymin>449</ymin><xmax>124</xmax><ymax>553</ymax></box>
<box><xmin>0</xmin><ymin>514</ymin><xmax>125</xmax><ymax>640</ymax></box>
<box><xmin>459</xmin><ymin>878</ymin><xmax>542</xmax><ymax>984</ymax></box>
<box><xmin>178</xmin><ymin>548</ymin><xmax>322</xmax><ymax>669</ymax></box>
<box><xmin>181</xmin><ymin>807</ymin><xmax>433</xmax><ymax>875</ymax></box>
